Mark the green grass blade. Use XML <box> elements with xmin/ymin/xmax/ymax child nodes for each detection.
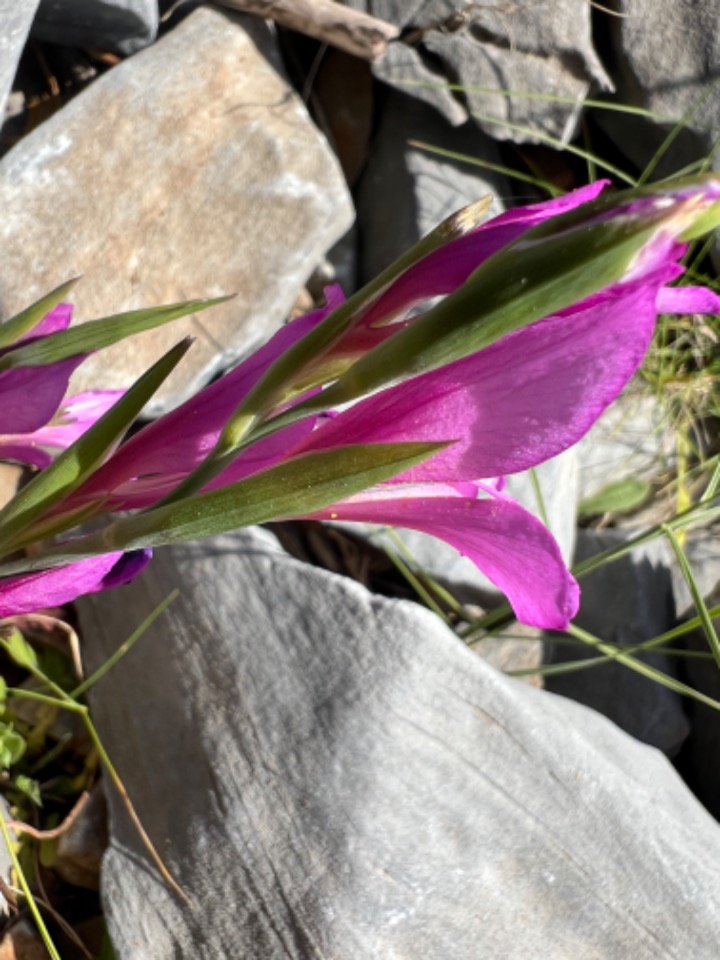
<box><xmin>568</xmin><ymin>624</ymin><xmax>720</xmax><ymax>711</ymax></box>
<box><xmin>380</xmin><ymin>540</ymin><xmax>452</xmax><ymax>624</ymax></box>
<box><xmin>528</xmin><ymin>467</ymin><xmax>550</xmax><ymax>528</ymax></box>
<box><xmin>704</xmin><ymin>460</ymin><xmax>720</xmax><ymax>500</ymax></box>
<box><xmin>396</xmin><ymin>79</ymin><xmax>678</xmax><ymax>121</ymax></box>
<box><xmin>70</xmin><ymin>591</ymin><xmax>179</xmax><ymax>699</ymax></box>
<box><xmin>0</xmin><ymin>279</ymin><xmax>79</xmax><ymax>349</ymax></box>
<box><xmin>407</xmin><ymin>139</ymin><xmax>561</xmax><ymax>195</ymax></box>
<box><xmin>662</xmin><ymin>523</ymin><xmax>720</xmax><ymax>668</ymax></box>
<box><xmin>0</xmin><ymin>442</ymin><xmax>446</xmax><ymax>574</ymax></box>
<box><xmin>578</xmin><ymin>477</ymin><xmax>652</xmax><ymax>517</ymax></box>
<box><xmin>381</xmin><ymin>527</ymin><xmax>470</xmax><ymax>620</ymax></box>
<box><xmin>0</xmin><ymin>812</ymin><xmax>62</xmax><ymax>960</ymax></box>
<box><xmin>467</xmin><ymin>110</ymin><xmax>637</xmax><ymax>185</ymax></box>
<box><xmin>0</xmin><ymin>296</ymin><xmax>230</xmax><ymax>370</ymax></box>
<box><xmin>638</xmin><ymin>76</ymin><xmax>720</xmax><ymax>186</ymax></box>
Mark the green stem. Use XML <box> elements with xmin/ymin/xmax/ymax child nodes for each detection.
<box><xmin>71</xmin><ymin>590</ymin><xmax>178</xmax><ymax>699</ymax></box>
<box><xmin>81</xmin><ymin>717</ymin><xmax>190</xmax><ymax>905</ymax></box>
<box><xmin>662</xmin><ymin>523</ymin><xmax>720</xmax><ymax>669</ymax></box>
<box><xmin>567</xmin><ymin>624</ymin><xmax>720</xmax><ymax>711</ymax></box>
<box><xmin>0</xmin><ymin>810</ymin><xmax>62</xmax><ymax>960</ymax></box>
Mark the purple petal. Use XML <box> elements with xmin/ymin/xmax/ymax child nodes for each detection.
<box><xmin>356</xmin><ymin>182</ymin><xmax>609</xmax><ymax>329</ymax></box>
<box><xmin>99</xmin><ymin>549</ymin><xmax>152</xmax><ymax>588</ymax></box>
<box><xmin>0</xmin><ymin>355</ymin><xmax>88</xmax><ymax>435</ymax></box>
<box><xmin>0</xmin><ymin>552</ymin><xmax>134</xmax><ymax>617</ymax></box>
<box><xmin>309</xmin><ymin>485</ymin><xmax>579</xmax><ymax>630</ymax></box>
<box><xmin>98</xmin><ymin>416</ymin><xmax>316</xmax><ymax>509</ymax></box>
<box><xmin>0</xmin><ymin>442</ymin><xmax>54</xmax><ymax>470</ymax></box>
<box><xmin>62</xmin><ymin>294</ymin><xmax>344</xmax><ymax>509</ymax></box>
<box><xmin>657</xmin><ymin>284</ymin><xmax>720</xmax><ymax>314</ymax></box>
<box><xmin>0</xmin><ymin>390</ymin><xmax>124</xmax><ymax>469</ymax></box>
<box><xmin>300</xmin><ymin>280</ymin><xmax>659</xmax><ymax>482</ymax></box>
<box><xmin>19</xmin><ymin>303</ymin><xmax>74</xmax><ymax>341</ymax></box>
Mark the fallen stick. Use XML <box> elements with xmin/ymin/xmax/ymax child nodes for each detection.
<box><xmin>212</xmin><ymin>0</ymin><xmax>399</xmax><ymax>61</ymax></box>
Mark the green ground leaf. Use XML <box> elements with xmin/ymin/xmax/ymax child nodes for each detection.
<box><xmin>0</xmin><ymin>721</ymin><xmax>26</xmax><ymax>768</ymax></box>
<box><xmin>12</xmin><ymin>774</ymin><xmax>41</xmax><ymax>806</ymax></box>
<box><xmin>578</xmin><ymin>477</ymin><xmax>652</xmax><ymax>516</ymax></box>
<box><xmin>3</xmin><ymin>628</ymin><xmax>38</xmax><ymax>670</ymax></box>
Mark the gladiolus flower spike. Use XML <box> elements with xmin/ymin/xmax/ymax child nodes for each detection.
<box><xmin>1</xmin><ymin>178</ymin><xmax>719</xmax><ymax>632</ymax></box>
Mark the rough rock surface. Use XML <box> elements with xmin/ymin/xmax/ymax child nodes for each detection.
<box><xmin>77</xmin><ymin>529</ymin><xmax>720</xmax><ymax>959</ymax></box>
<box><xmin>545</xmin><ymin>529</ymin><xmax>690</xmax><ymax>756</ymax></box>
<box><xmin>342</xmin><ymin>0</ymin><xmax>612</xmax><ymax>142</ymax></box>
<box><xmin>597</xmin><ymin>0</ymin><xmax>720</xmax><ymax>176</ymax></box>
<box><xmin>0</xmin><ymin>1</ymin><xmax>40</xmax><ymax>127</ymax></box>
<box><xmin>0</xmin><ymin>7</ymin><xmax>353</xmax><ymax>414</ymax></box>
<box><xmin>32</xmin><ymin>0</ymin><xmax>158</xmax><ymax>55</ymax></box>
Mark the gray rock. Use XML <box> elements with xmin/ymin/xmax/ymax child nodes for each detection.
<box><xmin>596</xmin><ymin>0</ymin><xmax>720</xmax><ymax>178</ymax></box>
<box><xmin>76</xmin><ymin>527</ymin><xmax>720</xmax><ymax>958</ymax></box>
<box><xmin>0</xmin><ymin>7</ymin><xmax>353</xmax><ymax>414</ymax></box>
<box><xmin>343</xmin><ymin>0</ymin><xmax>612</xmax><ymax>143</ymax></box>
<box><xmin>356</xmin><ymin>87</ymin><xmax>507</xmax><ymax>283</ymax></box>
<box><xmin>545</xmin><ymin>528</ymin><xmax>689</xmax><ymax>756</ymax></box>
<box><xmin>0</xmin><ymin>1</ymin><xmax>40</xmax><ymax>129</ymax></box>
<box><xmin>32</xmin><ymin>0</ymin><xmax>158</xmax><ymax>56</ymax></box>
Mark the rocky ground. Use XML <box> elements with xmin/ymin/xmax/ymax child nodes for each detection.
<box><xmin>1</xmin><ymin>2</ymin><xmax>719</xmax><ymax>958</ymax></box>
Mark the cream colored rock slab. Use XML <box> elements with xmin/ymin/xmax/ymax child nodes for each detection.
<box><xmin>0</xmin><ymin>7</ymin><xmax>353</xmax><ymax>414</ymax></box>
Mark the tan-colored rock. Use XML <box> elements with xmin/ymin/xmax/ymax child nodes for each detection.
<box><xmin>0</xmin><ymin>7</ymin><xmax>353</xmax><ymax>414</ymax></box>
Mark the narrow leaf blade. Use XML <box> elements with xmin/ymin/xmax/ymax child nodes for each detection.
<box><xmin>0</xmin><ymin>442</ymin><xmax>445</xmax><ymax>573</ymax></box>
<box><xmin>0</xmin><ymin>279</ymin><xmax>79</xmax><ymax>349</ymax></box>
<box><xmin>0</xmin><ymin>296</ymin><xmax>231</xmax><ymax>370</ymax></box>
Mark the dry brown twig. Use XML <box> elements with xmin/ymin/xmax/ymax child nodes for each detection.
<box><xmin>211</xmin><ymin>0</ymin><xmax>399</xmax><ymax>61</ymax></box>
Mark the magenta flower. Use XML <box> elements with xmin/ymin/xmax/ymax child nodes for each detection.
<box><xmin>0</xmin><ymin>390</ymin><xmax>124</xmax><ymax>470</ymax></box>
<box><xmin>0</xmin><ymin>550</ymin><xmax>151</xmax><ymax>619</ymax></box>
<box><xmin>0</xmin><ymin>304</ymin><xmax>146</xmax><ymax>616</ymax></box>
<box><xmin>0</xmin><ymin>304</ymin><xmax>87</xmax><ymax>443</ymax></box>
<box><xmin>34</xmin><ymin>179</ymin><xmax>720</xmax><ymax>631</ymax></box>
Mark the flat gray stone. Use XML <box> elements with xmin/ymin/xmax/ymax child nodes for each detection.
<box><xmin>0</xmin><ymin>6</ymin><xmax>353</xmax><ymax>414</ymax></box>
<box><xmin>76</xmin><ymin>528</ymin><xmax>720</xmax><ymax>958</ymax></box>
<box><xmin>545</xmin><ymin>529</ymin><xmax>690</xmax><ymax>756</ymax></box>
<box><xmin>0</xmin><ymin>1</ymin><xmax>40</xmax><ymax>129</ymax></box>
<box><xmin>32</xmin><ymin>0</ymin><xmax>158</xmax><ymax>55</ymax></box>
